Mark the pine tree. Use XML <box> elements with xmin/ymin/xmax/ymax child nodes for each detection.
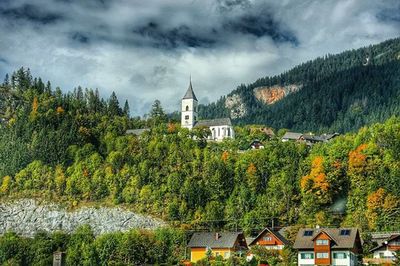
<box><xmin>3</xmin><ymin>74</ymin><xmax>9</xmax><ymax>86</ymax></box>
<box><xmin>108</xmin><ymin>91</ymin><xmax>121</xmax><ymax>116</ymax></box>
<box><xmin>123</xmin><ymin>100</ymin><xmax>130</xmax><ymax>118</ymax></box>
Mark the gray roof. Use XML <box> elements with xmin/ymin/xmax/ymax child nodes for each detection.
<box><xmin>183</xmin><ymin>81</ymin><xmax>197</xmax><ymax>101</ymax></box>
<box><xmin>302</xmin><ymin>134</ymin><xmax>325</xmax><ymax>142</ymax></box>
<box><xmin>293</xmin><ymin>228</ymin><xmax>361</xmax><ymax>250</ymax></box>
<box><xmin>125</xmin><ymin>128</ymin><xmax>150</xmax><ymax>136</ymax></box>
<box><xmin>249</xmin><ymin>227</ymin><xmax>289</xmax><ymax>246</ymax></box>
<box><xmin>194</xmin><ymin>118</ymin><xmax>232</xmax><ymax>127</ymax></box>
<box><xmin>282</xmin><ymin>132</ymin><xmax>303</xmax><ymax>140</ymax></box>
<box><xmin>370</xmin><ymin>233</ymin><xmax>400</xmax><ymax>252</ymax></box>
<box><xmin>188</xmin><ymin>232</ymin><xmax>246</xmax><ymax>248</ymax></box>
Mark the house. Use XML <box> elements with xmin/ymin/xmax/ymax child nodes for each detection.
<box><xmin>181</xmin><ymin>80</ymin><xmax>234</xmax><ymax>141</ymax></box>
<box><xmin>282</xmin><ymin>132</ymin><xmax>339</xmax><ymax>145</ymax></box>
<box><xmin>293</xmin><ymin>227</ymin><xmax>362</xmax><ymax>266</ymax></box>
<box><xmin>248</xmin><ymin>227</ymin><xmax>289</xmax><ymax>250</ymax></box>
<box><xmin>187</xmin><ymin>232</ymin><xmax>248</xmax><ymax>263</ymax></box>
<box><xmin>250</xmin><ymin>140</ymin><xmax>264</xmax><ymax>149</ymax></box>
<box><xmin>364</xmin><ymin>232</ymin><xmax>400</xmax><ymax>265</ymax></box>
<box><xmin>282</xmin><ymin>132</ymin><xmax>303</xmax><ymax>142</ymax></box>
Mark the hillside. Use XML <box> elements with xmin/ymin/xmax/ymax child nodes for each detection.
<box><xmin>199</xmin><ymin>37</ymin><xmax>400</xmax><ymax>133</ymax></box>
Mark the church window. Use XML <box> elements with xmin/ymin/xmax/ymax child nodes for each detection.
<box><xmin>185</xmin><ymin>115</ymin><xmax>189</xmax><ymax>120</ymax></box>
<box><xmin>185</xmin><ymin>105</ymin><xmax>189</xmax><ymax>111</ymax></box>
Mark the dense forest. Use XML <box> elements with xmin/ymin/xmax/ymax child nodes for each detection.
<box><xmin>1</xmin><ymin>67</ymin><xmax>399</xmax><ymax>233</ymax></box>
<box><xmin>199</xmin><ymin>37</ymin><xmax>400</xmax><ymax>133</ymax></box>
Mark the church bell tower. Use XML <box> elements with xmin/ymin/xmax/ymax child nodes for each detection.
<box><xmin>181</xmin><ymin>78</ymin><xmax>198</xmax><ymax>129</ymax></box>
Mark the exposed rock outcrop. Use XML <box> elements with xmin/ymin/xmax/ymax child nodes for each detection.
<box><xmin>253</xmin><ymin>84</ymin><xmax>301</xmax><ymax>105</ymax></box>
<box><xmin>0</xmin><ymin>199</ymin><xmax>165</xmax><ymax>236</ymax></box>
<box><xmin>225</xmin><ymin>94</ymin><xmax>246</xmax><ymax>119</ymax></box>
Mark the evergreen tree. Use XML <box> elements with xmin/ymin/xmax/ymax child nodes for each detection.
<box><xmin>108</xmin><ymin>91</ymin><xmax>121</xmax><ymax>116</ymax></box>
<box><xmin>123</xmin><ymin>100</ymin><xmax>130</xmax><ymax>118</ymax></box>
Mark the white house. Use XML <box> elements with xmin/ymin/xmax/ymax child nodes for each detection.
<box><xmin>368</xmin><ymin>233</ymin><xmax>400</xmax><ymax>264</ymax></box>
<box><xmin>181</xmin><ymin>80</ymin><xmax>234</xmax><ymax>141</ymax></box>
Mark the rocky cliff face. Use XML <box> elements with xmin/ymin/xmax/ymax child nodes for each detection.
<box><xmin>253</xmin><ymin>84</ymin><xmax>301</xmax><ymax>105</ymax></box>
<box><xmin>0</xmin><ymin>199</ymin><xmax>165</xmax><ymax>236</ymax></box>
<box><xmin>225</xmin><ymin>94</ymin><xmax>246</xmax><ymax>119</ymax></box>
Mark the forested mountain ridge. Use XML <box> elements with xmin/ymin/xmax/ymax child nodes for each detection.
<box><xmin>199</xmin><ymin>37</ymin><xmax>400</xmax><ymax>133</ymax></box>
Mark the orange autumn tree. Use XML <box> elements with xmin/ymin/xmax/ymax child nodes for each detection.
<box><xmin>301</xmin><ymin>156</ymin><xmax>330</xmax><ymax>204</ymax></box>
<box><xmin>366</xmin><ymin>188</ymin><xmax>400</xmax><ymax>230</ymax></box>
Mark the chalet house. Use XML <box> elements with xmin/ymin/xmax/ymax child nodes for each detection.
<box><xmin>364</xmin><ymin>232</ymin><xmax>400</xmax><ymax>265</ymax></box>
<box><xmin>293</xmin><ymin>227</ymin><xmax>362</xmax><ymax>266</ymax></box>
<box><xmin>282</xmin><ymin>132</ymin><xmax>339</xmax><ymax>145</ymax></box>
<box><xmin>187</xmin><ymin>232</ymin><xmax>248</xmax><ymax>263</ymax></box>
<box><xmin>250</xmin><ymin>140</ymin><xmax>265</xmax><ymax>150</ymax></box>
<box><xmin>181</xmin><ymin>80</ymin><xmax>235</xmax><ymax>141</ymax></box>
<box><xmin>248</xmin><ymin>227</ymin><xmax>289</xmax><ymax>250</ymax></box>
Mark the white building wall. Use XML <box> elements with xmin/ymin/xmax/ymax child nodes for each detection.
<box><xmin>209</xmin><ymin>125</ymin><xmax>235</xmax><ymax>141</ymax></box>
<box><xmin>373</xmin><ymin>249</ymin><xmax>396</xmax><ymax>259</ymax></box>
<box><xmin>298</xmin><ymin>252</ymin><xmax>314</xmax><ymax>266</ymax></box>
<box><xmin>181</xmin><ymin>98</ymin><xmax>198</xmax><ymax>129</ymax></box>
<box><xmin>332</xmin><ymin>251</ymin><xmax>351</xmax><ymax>266</ymax></box>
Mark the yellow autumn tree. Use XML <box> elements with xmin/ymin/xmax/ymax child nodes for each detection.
<box><xmin>221</xmin><ymin>151</ymin><xmax>229</xmax><ymax>163</ymax></box>
<box><xmin>301</xmin><ymin>156</ymin><xmax>330</xmax><ymax>204</ymax></box>
<box><xmin>30</xmin><ymin>96</ymin><xmax>39</xmax><ymax>119</ymax></box>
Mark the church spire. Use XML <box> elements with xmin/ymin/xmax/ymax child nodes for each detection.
<box><xmin>182</xmin><ymin>77</ymin><xmax>198</xmax><ymax>101</ymax></box>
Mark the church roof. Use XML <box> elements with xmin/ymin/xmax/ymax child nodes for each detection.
<box><xmin>194</xmin><ymin>118</ymin><xmax>232</xmax><ymax>127</ymax></box>
<box><xmin>183</xmin><ymin>80</ymin><xmax>198</xmax><ymax>101</ymax></box>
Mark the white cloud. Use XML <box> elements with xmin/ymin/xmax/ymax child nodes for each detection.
<box><xmin>0</xmin><ymin>0</ymin><xmax>399</xmax><ymax>115</ymax></box>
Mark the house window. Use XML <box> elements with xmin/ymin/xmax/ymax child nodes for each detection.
<box><xmin>316</xmin><ymin>252</ymin><xmax>329</xmax><ymax>259</ymax></box>
<box><xmin>333</xmin><ymin>252</ymin><xmax>347</xmax><ymax>259</ymax></box>
<box><xmin>218</xmin><ymin>128</ymin><xmax>220</xmax><ymax>136</ymax></box>
<box><xmin>185</xmin><ymin>115</ymin><xmax>189</xmax><ymax>120</ymax></box>
<box><xmin>186</xmin><ymin>105</ymin><xmax>189</xmax><ymax>111</ymax></box>
<box><xmin>224</xmin><ymin>252</ymin><xmax>229</xmax><ymax>258</ymax></box>
<box><xmin>263</xmin><ymin>236</ymin><xmax>272</xmax><ymax>241</ymax></box>
<box><xmin>340</xmin><ymin>229</ymin><xmax>351</xmax><ymax>236</ymax></box>
<box><xmin>300</xmin><ymin>253</ymin><xmax>314</xmax><ymax>259</ymax></box>
<box><xmin>227</xmin><ymin>127</ymin><xmax>230</xmax><ymax>136</ymax></box>
<box><xmin>316</xmin><ymin>239</ymin><xmax>329</xmax><ymax>245</ymax></box>
<box><xmin>303</xmin><ymin>230</ymin><xmax>313</xmax><ymax>236</ymax></box>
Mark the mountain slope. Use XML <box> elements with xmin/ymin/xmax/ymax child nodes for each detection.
<box><xmin>198</xmin><ymin>37</ymin><xmax>400</xmax><ymax>133</ymax></box>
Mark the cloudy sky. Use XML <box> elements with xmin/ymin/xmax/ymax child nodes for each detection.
<box><xmin>0</xmin><ymin>0</ymin><xmax>399</xmax><ymax>115</ymax></box>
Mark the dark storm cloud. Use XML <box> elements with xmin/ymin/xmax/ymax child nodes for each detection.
<box><xmin>0</xmin><ymin>0</ymin><xmax>399</xmax><ymax>115</ymax></box>
<box><xmin>0</xmin><ymin>3</ymin><xmax>63</xmax><ymax>25</ymax></box>
<box><xmin>224</xmin><ymin>14</ymin><xmax>298</xmax><ymax>44</ymax></box>
<box><xmin>133</xmin><ymin>22</ymin><xmax>216</xmax><ymax>49</ymax></box>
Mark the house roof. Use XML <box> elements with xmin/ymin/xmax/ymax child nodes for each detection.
<box><xmin>249</xmin><ymin>227</ymin><xmax>289</xmax><ymax>246</ymax></box>
<box><xmin>282</xmin><ymin>132</ymin><xmax>303</xmax><ymax>140</ymax></box>
<box><xmin>370</xmin><ymin>233</ymin><xmax>400</xmax><ymax>252</ymax></box>
<box><xmin>194</xmin><ymin>118</ymin><xmax>232</xmax><ymax>127</ymax></box>
<box><xmin>125</xmin><ymin>128</ymin><xmax>150</xmax><ymax>136</ymax></box>
<box><xmin>302</xmin><ymin>134</ymin><xmax>325</xmax><ymax>142</ymax></box>
<box><xmin>183</xmin><ymin>80</ymin><xmax>198</xmax><ymax>101</ymax></box>
<box><xmin>188</xmin><ymin>232</ymin><xmax>246</xmax><ymax>248</ymax></box>
<box><xmin>293</xmin><ymin>228</ymin><xmax>360</xmax><ymax>250</ymax></box>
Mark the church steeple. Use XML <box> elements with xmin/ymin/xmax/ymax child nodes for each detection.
<box><xmin>181</xmin><ymin>77</ymin><xmax>198</xmax><ymax>129</ymax></box>
<box><xmin>182</xmin><ymin>78</ymin><xmax>198</xmax><ymax>101</ymax></box>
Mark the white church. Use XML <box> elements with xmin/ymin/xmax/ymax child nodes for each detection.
<box><xmin>181</xmin><ymin>80</ymin><xmax>235</xmax><ymax>141</ymax></box>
